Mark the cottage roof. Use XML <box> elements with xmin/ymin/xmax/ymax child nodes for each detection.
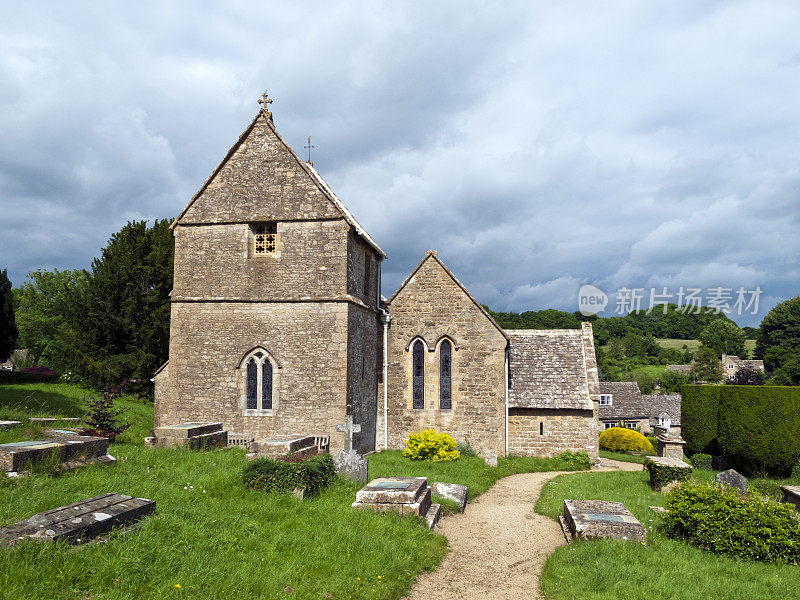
<box><xmin>724</xmin><ymin>355</ymin><xmax>765</xmax><ymax>371</ymax></box>
<box><xmin>171</xmin><ymin>108</ymin><xmax>385</xmax><ymax>258</ymax></box>
<box><xmin>387</xmin><ymin>251</ymin><xmax>508</xmax><ymax>341</ymax></box>
<box><xmin>598</xmin><ymin>381</ymin><xmax>648</xmax><ymax>420</ymax></box>
<box><xmin>641</xmin><ymin>394</ymin><xmax>682</xmax><ymax>426</ymax></box>
<box><xmin>507</xmin><ymin>329</ymin><xmax>594</xmax><ymax>410</ymax></box>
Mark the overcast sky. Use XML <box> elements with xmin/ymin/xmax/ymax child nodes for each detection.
<box><xmin>2</xmin><ymin>1</ymin><xmax>799</xmax><ymax>325</ymax></box>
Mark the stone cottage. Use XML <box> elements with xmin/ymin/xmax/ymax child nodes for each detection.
<box><xmin>598</xmin><ymin>381</ymin><xmax>681</xmax><ymax>434</ymax></box>
<box><xmin>155</xmin><ymin>99</ymin><xmax>600</xmax><ymax>459</ymax></box>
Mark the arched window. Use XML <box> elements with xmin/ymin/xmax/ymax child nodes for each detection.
<box><xmin>412</xmin><ymin>340</ymin><xmax>425</xmax><ymax>409</ymax></box>
<box><xmin>439</xmin><ymin>340</ymin><xmax>452</xmax><ymax>409</ymax></box>
<box><xmin>242</xmin><ymin>350</ymin><xmax>274</xmax><ymax>412</ymax></box>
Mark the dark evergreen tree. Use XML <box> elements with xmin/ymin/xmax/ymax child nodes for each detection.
<box><xmin>0</xmin><ymin>269</ymin><xmax>18</xmax><ymax>362</ymax></box>
<box><xmin>755</xmin><ymin>296</ymin><xmax>800</xmax><ymax>384</ymax></box>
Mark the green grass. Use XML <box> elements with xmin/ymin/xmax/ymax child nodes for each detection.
<box><xmin>657</xmin><ymin>338</ymin><xmax>757</xmax><ymax>355</ymax></box>
<box><xmin>369</xmin><ymin>450</ymin><xmax>588</xmax><ymax>501</ymax></box>
<box><xmin>535</xmin><ymin>469</ymin><xmax>800</xmax><ymax>599</ymax></box>
<box><xmin>0</xmin><ymin>383</ymin><xmax>448</xmax><ymax>600</ymax></box>
<box><xmin>627</xmin><ymin>364</ymin><xmax>668</xmax><ymax>380</ymax></box>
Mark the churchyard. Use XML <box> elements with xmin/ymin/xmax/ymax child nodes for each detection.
<box><xmin>1</xmin><ymin>380</ymin><xmax>798</xmax><ymax>599</ymax></box>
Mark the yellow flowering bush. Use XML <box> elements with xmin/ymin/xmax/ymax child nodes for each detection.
<box><xmin>403</xmin><ymin>429</ymin><xmax>460</xmax><ymax>462</ymax></box>
<box><xmin>599</xmin><ymin>427</ymin><xmax>654</xmax><ymax>453</ymax></box>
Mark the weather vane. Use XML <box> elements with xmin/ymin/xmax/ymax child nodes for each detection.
<box><xmin>304</xmin><ymin>136</ymin><xmax>315</xmax><ymax>164</ymax></box>
<box><xmin>258</xmin><ymin>92</ymin><xmax>273</xmax><ymax>113</ymax></box>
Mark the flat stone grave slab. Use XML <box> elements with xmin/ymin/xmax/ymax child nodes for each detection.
<box><xmin>781</xmin><ymin>485</ymin><xmax>800</xmax><ymax>511</ymax></box>
<box><xmin>352</xmin><ymin>477</ymin><xmax>441</xmax><ymax>528</ymax></box>
<box><xmin>561</xmin><ymin>500</ymin><xmax>647</xmax><ymax>544</ymax></box>
<box><xmin>151</xmin><ymin>422</ymin><xmax>227</xmax><ymax>449</ymax></box>
<box><xmin>0</xmin><ymin>420</ymin><xmax>21</xmax><ymax>430</ymax></box>
<box><xmin>249</xmin><ymin>435</ymin><xmax>317</xmax><ymax>459</ymax></box>
<box><xmin>431</xmin><ymin>482</ymin><xmax>468</xmax><ymax>512</ymax></box>
<box><xmin>0</xmin><ymin>433</ymin><xmax>111</xmax><ymax>475</ymax></box>
<box><xmin>29</xmin><ymin>417</ymin><xmax>81</xmax><ymax>424</ymax></box>
<box><xmin>0</xmin><ymin>493</ymin><xmax>155</xmax><ymax>546</ymax></box>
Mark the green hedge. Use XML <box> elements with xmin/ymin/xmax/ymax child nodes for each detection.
<box><xmin>718</xmin><ymin>386</ymin><xmax>800</xmax><ymax>475</ymax></box>
<box><xmin>663</xmin><ymin>481</ymin><xmax>800</xmax><ymax>565</ymax></box>
<box><xmin>682</xmin><ymin>385</ymin><xmax>800</xmax><ymax>475</ymax></box>
<box><xmin>689</xmin><ymin>453</ymin><xmax>713</xmax><ymax>470</ymax></box>
<box><xmin>242</xmin><ymin>453</ymin><xmax>335</xmax><ymax>495</ymax></box>
<box><xmin>681</xmin><ymin>385</ymin><xmax>720</xmax><ymax>455</ymax></box>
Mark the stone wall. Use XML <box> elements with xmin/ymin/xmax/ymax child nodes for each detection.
<box><xmin>508</xmin><ymin>408</ymin><xmax>597</xmax><ymax>458</ymax></box>
<box><xmin>385</xmin><ymin>252</ymin><xmax>507</xmax><ymax>457</ymax></box>
<box><xmin>159</xmin><ymin>301</ymin><xmax>351</xmax><ymax>452</ymax></box>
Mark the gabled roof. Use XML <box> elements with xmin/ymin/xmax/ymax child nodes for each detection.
<box><xmin>507</xmin><ymin>329</ymin><xmax>594</xmax><ymax>410</ymax></box>
<box><xmin>387</xmin><ymin>251</ymin><xmax>508</xmax><ymax>341</ymax></box>
<box><xmin>642</xmin><ymin>394</ymin><xmax>682</xmax><ymax>426</ymax></box>
<box><xmin>171</xmin><ymin>108</ymin><xmax>385</xmax><ymax>258</ymax></box>
<box><xmin>598</xmin><ymin>381</ymin><xmax>647</xmax><ymax>420</ymax></box>
<box><xmin>724</xmin><ymin>355</ymin><xmax>765</xmax><ymax>371</ymax></box>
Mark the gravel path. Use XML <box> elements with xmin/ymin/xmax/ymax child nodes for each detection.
<box><xmin>405</xmin><ymin>459</ymin><xmax>642</xmax><ymax>600</ymax></box>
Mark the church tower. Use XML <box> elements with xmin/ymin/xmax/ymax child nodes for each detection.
<box><xmin>154</xmin><ymin>95</ymin><xmax>384</xmax><ymax>454</ymax></box>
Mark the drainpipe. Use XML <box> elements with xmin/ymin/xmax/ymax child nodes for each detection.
<box><xmin>504</xmin><ymin>344</ymin><xmax>509</xmax><ymax>457</ymax></box>
<box><xmin>380</xmin><ymin>309</ymin><xmax>391</xmax><ymax>450</ymax></box>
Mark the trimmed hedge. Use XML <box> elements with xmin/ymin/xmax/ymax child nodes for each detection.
<box><xmin>663</xmin><ymin>481</ymin><xmax>800</xmax><ymax>565</ymax></box>
<box><xmin>599</xmin><ymin>427</ymin><xmax>654</xmax><ymax>453</ymax></box>
<box><xmin>682</xmin><ymin>385</ymin><xmax>800</xmax><ymax>476</ymax></box>
<box><xmin>690</xmin><ymin>453</ymin><xmax>713</xmax><ymax>470</ymax></box>
<box><xmin>644</xmin><ymin>457</ymin><xmax>693</xmax><ymax>489</ymax></box>
<box><xmin>243</xmin><ymin>453</ymin><xmax>335</xmax><ymax>495</ymax></box>
<box><xmin>681</xmin><ymin>385</ymin><xmax>720</xmax><ymax>455</ymax></box>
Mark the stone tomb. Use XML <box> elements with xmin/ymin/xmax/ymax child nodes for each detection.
<box><xmin>150</xmin><ymin>422</ymin><xmax>228</xmax><ymax>449</ymax></box>
<box><xmin>0</xmin><ymin>420</ymin><xmax>21</xmax><ymax>430</ymax></box>
<box><xmin>353</xmin><ymin>477</ymin><xmax>441</xmax><ymax>529</ymax></box>
<box><xmin>0</xmin><ymin>432</ymin><xmax>114</xmax><ymax>477</ymax></box>
<box><xmin>780</xmin><ymin>485</ymin><xmax>800</xmax><ymax>511</ymax></box>
<box><xmin>0</xmin><ymin>493</ymin><xmax>155</xmax><ymax>546</ymax></box>
<box><xmin>248</xmin><ymin>435</ymin><xmax>318</xmax><ymax>460</ymax></box>
<box><xmin>431</xmin><ymin>482</ymin><xmax>468</xmax><ymax>513</ymax></box>
<box><xmin>560</xmin><ymin>500</ymin><xmax>647</xmax><ymax>544</ymax></box>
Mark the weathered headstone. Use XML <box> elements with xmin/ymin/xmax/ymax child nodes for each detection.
<box><xmin>561</xmin><ymin>500</ymin><xmax>647</xmax><ymax>543</ymax></box>
<box><xmin>0</xmin><ymin>493</ymin><xmax>155</xmax><ymax>546</ymax></box>
<box><xmin>150</xmin><ymin>422</ymin><xmax>227</xmax><ymax>449</ymax></box>
<box><xmin>334</xmin><ymin>416</ymin><xmax>368</xmax><ymax>482</ymax></box>
<box><xmin>0</xmin><ymin>432</ymin><xmax>114</xmax><ymax>477</ymax></box>
<box><xmin>0</xmin><ymin>420</ymin><xmax>21</xmax><ymax>430</ymax></box>
<box><xmin>431</xmin><ymin>482</ymin><xmax>468</xmax><ymax>513</ymax></box>
<box><xmin>352</xmin><ymin>476</ymin><xmax>441</xmax><ymax>528</ymax></box>
<box><xmin>780</xmin><ymin>485</ymin><xmax>800</xmax><ymax>511</ymax></box>
<box><xmin>484</xmin><ymin>453</ymin><xmax>498</xmax><ymax>467</ymax></box>
<box><xmin>715</xmin><ymin>469</ymin><xmax>747</xmax><ymax>495</ymax></box>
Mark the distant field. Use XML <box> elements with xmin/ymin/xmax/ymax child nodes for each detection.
<box><xmin>628</xmin><ymin>365</ymin><xmax>667</xmax><ymax>379</ymax></box>
<box><xmin>657</xmin><ymin>339</ymin><xmax>756</xmax><ymax>355</ymax></box>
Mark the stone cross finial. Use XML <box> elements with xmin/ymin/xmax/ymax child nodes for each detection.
<box><xmin>258</xmin><ymin>92</ymin><xmax>273</xmax><ymax>113</ymax></box>
<box><xmin>336</xmin><ymin>415</ymin><xmax>361</xmax><ymax>453</ymax></box>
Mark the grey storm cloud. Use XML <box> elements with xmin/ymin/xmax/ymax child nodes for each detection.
<box><xmin>1</xmin><ymin>0</ymin><xmax>799</xmax><ymax>325</ymax></box>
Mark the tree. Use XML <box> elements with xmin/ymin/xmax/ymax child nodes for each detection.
<box><xmin>658</xmin><ymin>370</ymin><xmax>691</xmax><ymax>393</ymax></box>
<box><xmin>0</xmin><ymin>269</ymin><xmax>18</xmax><ymax>362</ymax></box>
<box><xmin>699</xmin><ymin>320</ymin><xmax>747</xmax><ymax>358</ymax></box>
<box><xmin>692</xmin><ymin>347</ymin><xmax>724</xmax><ymax>383</ymax></box>
<box><xmin>14</xmin><ymin>269</ymin><xmax>89</xmax><ymax>369</ymax></box>
<box><xmin>755</xmin><ymin>296</ymin><xmax>800</xmax><ymax>385</ymax></box>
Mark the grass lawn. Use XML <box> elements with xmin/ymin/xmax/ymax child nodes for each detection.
<box><xmin>535</xmin><ymin>469</ymin><xmax>800</xmax><ymax>600</ymax></box>
<box><xmin>627</xmin><ymin>364</ymin><xmax>668</xmax><ymax>380</ymax></box>
<box><xmin>0</xmin><ymin>382</ymin><xmax>585</xmax><ymax>599</ymax></box>
<box><xmin>657</xmin><ymin>338</ymin><xmax>757</xmax><ymax>355</ymax></box>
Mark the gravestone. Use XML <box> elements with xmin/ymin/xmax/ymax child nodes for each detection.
<box><xmin>561</xmin><ymin>500</ymin><xmax>646</xmax><ymax>543</ymax></box>
<box><xmin>0</xmin><ymin>432</ymin><xmax>114</xmax><ymax>477</ymax></box>
<box><xmin>715</xmin><ymin>469</ymin><xmax>747</xmax><ymax>495</ymax></box>
<box><xmin>780</xmin><ymin>486</ymin><xmax>800</xmax><ymax>511</ymax></box>
<box><xmin>0</xmin><ymin>493</ymin><xmax>155</xmax><ymax>546</ymax></box>
<box><xmin>248</xmin><ymin>435</ymin><xmax>318</xmax><ymax>460</ymax></box>
<box><xmin>352</xmin><ymin>477</ymin><xmax>441</xmax><ymax>528</ymax></box>
<box><xmin>333</xmin><ymin>416</ymin><xmax>368</xmax><ymax>482</ymax></box>
<box><xmin>0</xmin><ymin>420</ymin><xmax>21</xmax><ymax>430</ymax></box>
<box><xmin>657</xmin><ymin>432</ymin><xmax>687</xmax><ymax>460</ymax></box>
<box><xmin>431</xmin><ymin>482</ymin><xmax>468</xmax><ymax>513</ymax></box>
<box><xmin>150</xmin><ymin>422</ymin><xmax>227</xmax><ymax>449</ymax></box>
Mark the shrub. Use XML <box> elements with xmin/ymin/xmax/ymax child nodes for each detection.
<box><xmin>555</xmin><ymin>450</ymin><xmax>590</xmax><ymax>469</ymax></box>
<box><xmin>599</xmin><ymin>427</ymin><xmax>654</xmax><ymax>453</ymax></box>
<box><xmin>682</xmin><ymin>385</ymin><xmax>720</xmax><ymax>455</ymax></box>
<box><xmin>791</xmin><ymin>459</ymin><xmax>800</xmax><ymax>483</ymax></box>
<box><xmin>81</xmin><ymin>389</ymin><xmax>131</xmax><ymax>441</ymax></box>
<box><xmin>690</xmin><ymin>453</ymin><xmax>713</xmax><ymax>470</ymax></box>
<box><xmin>644</xmin><ymin>457</ymin><xmax>693</xmax><ymax>489</ymax></box>
<box><xmin>663</xmin><ymin>481</ymin><xmax>800</xmax><ymax>565</ymax></box>
<box><xmin>456</xmin><ymin>440</ymin><xmax>476</xmax><ymax>457</ymax></box>
<box><xmin>243</xmin><ymin>453</ymin><xmax>335</xmax><ymax>495</ymax></box>
<box><xmin>403</xmin><ymin>429</ymin><xmax>460</xmax><ymax>462</ymax></box>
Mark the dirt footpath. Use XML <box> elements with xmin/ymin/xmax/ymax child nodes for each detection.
<box><xmin>405</xmin><ymin>460</ymin><xmax>642</xmax><ymax>600</ymax></box>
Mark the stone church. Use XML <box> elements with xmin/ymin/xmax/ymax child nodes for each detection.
<box><xmin>154</xmin><ymin>98</ymin><xmax>599</xmax><ymax>459</ymax></box>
